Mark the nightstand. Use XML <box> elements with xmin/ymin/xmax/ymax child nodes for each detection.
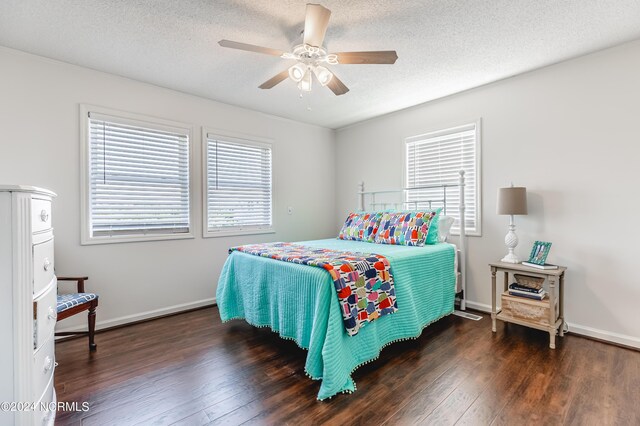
<box><xmin>489</xmin><ymin>261</ymin><xmax>567</xmax><ymax>348</ymax></box>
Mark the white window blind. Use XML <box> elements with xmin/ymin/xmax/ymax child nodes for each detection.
<box><xmin>88</xmin><ymin>112</ymin><xmax>190</xmax><ymax>238</ymax></box>
<box><xmin>405</xmin><ymin>123</ymin><xmax>480</xmax><ymax>234</ymax></box>
<box><xmin>205</xmin><ymin>135</ymin><xmax>272</xmax><ymax>234</ymax></box>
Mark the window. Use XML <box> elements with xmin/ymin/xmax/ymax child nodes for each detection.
<box><xmin>405</xmin><ymin>121</ymin><xmax>481</xmax><ymax>235</ymax></box>
<box><xmin>203</xmin><ymin>132</ymin><xmax>273</xmax><ymax>237</ymax></box>
<box><xmin>80</xmin><ymin>106</ymin><xmax>192</xmax><ymax>244</ymax></box>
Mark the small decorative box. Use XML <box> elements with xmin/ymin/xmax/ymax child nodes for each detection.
<box><xmin>514</xmin><ymin>273</ymin><xmax>544</xmax><ymax>290</ymax></box>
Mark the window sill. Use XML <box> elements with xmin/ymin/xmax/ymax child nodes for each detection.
<box><xmin>81</xmin><ymin>232</ymin><xmax>195</xmax><ymax>245</ymax></box>
<box><xmin>450</xmin><ymin>231</ymin><xmax>482</xmax><ymax>237</ymax></box>
<box><xmin>203</xmin><ymin>228</ymin><xmax>275</xmax><ymax>239</ymax></box>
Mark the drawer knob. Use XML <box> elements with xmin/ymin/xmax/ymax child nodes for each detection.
<box><xmin>43</xmin><ymin>258</ymin><xmax>52</xmax><ymax>271</ymax></box>
<box><xmin>43</xmin><ymin>356</ymin><xmax>53</xmax><ymax>372</ymax></box>
<box><xmin>40</xmin><ymin>210</ymin><xmax>49</xmax><ymax>222</ymax></box>
<box><xmin>48</xmin><ymin>307</ymin><xmax>57</xmax><ymax>321</ymax></box>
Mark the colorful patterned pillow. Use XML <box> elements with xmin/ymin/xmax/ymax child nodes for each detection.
<box><xmin>338</xmin><ymin>212</ymin><xmax>383</xmax><ymax>242</ymax></box>
<box><xmin>374</xmin><ymin>209</ymin><xmax>440</xmax><ymax>246</ymax></box>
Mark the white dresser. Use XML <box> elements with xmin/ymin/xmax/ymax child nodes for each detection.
<box><xmin>0</xmin><ymin>186</ymin><xmax>57</xmax><ymax>426</ymax></box>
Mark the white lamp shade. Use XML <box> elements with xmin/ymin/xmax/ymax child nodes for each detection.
<box><xmin>288</xmin><ymin>63</ymin><xmax>306</xmax><ymax>82</ymax></box>
<box><xmin>497</xmin><ymin>187</ymin><xmax>528</xmax><ymax>215</ymax></box>
<box><xmin>313</xmin><ymin>65</ymin><xmax>333</xmax><ymax>86</ymax></box>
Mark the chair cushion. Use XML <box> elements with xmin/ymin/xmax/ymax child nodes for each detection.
<box><xmin>57</xmin><ymin>293</ymin><xmax>98</xmax><ymax>313</ymax></box>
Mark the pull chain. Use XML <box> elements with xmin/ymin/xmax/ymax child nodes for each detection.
<box><xmin>299</xmin><ymin>91</ymin><xmax>312</xmax><ymax>111</ymax></box>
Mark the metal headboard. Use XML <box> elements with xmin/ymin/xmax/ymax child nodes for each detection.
<box><xmin>356</xmin><ymin>170</ymin><xmax>467</xmax><ymax>310</ymax></box>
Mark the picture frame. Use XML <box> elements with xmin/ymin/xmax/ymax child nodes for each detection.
<box><xmin>528</xmin><ymin>241</ymin><xmax>552</xmax><ymax>265</ymax></box>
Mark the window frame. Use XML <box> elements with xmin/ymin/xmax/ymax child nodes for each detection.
<box><xmin>403</xmin><ymin>119</ymin><xmax>482</xmax><ymax>237</ymax></box>
<box><xmin>80</xmin><ymin>104</ymin><xmax>195</xmax><ymax>245</ymax></box>
<box><xmin>201</xmin><ymin>128</ymin><xmax>276</xmax><ymax>239</ymax></box>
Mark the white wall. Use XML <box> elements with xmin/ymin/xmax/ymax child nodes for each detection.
<box><xmin>2</xmin><ymin>39</ymin><xmax>639</xmax><ymax>348</ymax></box>
<box><xmin>0</xmin><ymin>47</ymin><xmax>336</xmax><ymax>330</ymax></box>
<box><xmin>336</xmin><ymin>40</ymin><xmax>640</xmax><ymax>348</ymax></box>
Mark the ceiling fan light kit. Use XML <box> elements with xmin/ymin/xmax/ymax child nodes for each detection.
<box><xmin>288</xmin><ymin>63</ymin><xmax>333</xmax><ymax>92</ymax></box>
<box><xmin>218</xmin><ymin>3</ymin><xmax>398</xmax><ymax>96</ymax></box>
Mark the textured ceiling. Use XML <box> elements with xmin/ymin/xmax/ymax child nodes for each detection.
<box><xmin>1</xmin><ymin>1</ymin><xmax>640</xmax><ymax>129</ymax></box>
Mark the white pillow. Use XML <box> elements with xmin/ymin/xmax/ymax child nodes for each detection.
<box><xmin>438</xmin><ymin>215</ymin><xmax>455</xmax><ymax>243</ymax></box>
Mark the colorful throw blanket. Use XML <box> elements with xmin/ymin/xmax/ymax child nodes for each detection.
<box><xmin>230</xmin><ymin>242</ymin><xmax>398</xmax><ymax>336</ymax></box>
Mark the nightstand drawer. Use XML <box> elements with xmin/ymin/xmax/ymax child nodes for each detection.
<box><xmin>501</xmin><ymin>292</ymin><xmax>558</xmax><ymax>326</ymax></box>
<box><xmin>31</xmin><ymin>197</ymin><xmax>52</xmax><ymax>234</ymax></box>
<box><xmin>33</xmin><ymin>236</ymin><xmax>55</xmax><ymax>296</ymax></box>
<box><xmin>34</xmin><ymin>281</ymin><xmax>57</xmax><ymax>350</ymax></box>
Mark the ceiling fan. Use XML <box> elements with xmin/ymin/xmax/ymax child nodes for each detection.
<box><xmin>218</xmin><ymin>3</ymin><xmax>398</xmax><ymax>96</ymax></box>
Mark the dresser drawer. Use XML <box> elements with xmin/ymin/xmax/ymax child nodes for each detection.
<box><xmin>33</xmin><ymin>335</ymin><xmax>55</xmax><ymax>403</ymax></box>
<box><xmin>34</xmin><ymin>281</ymin><xmax>57</xmax><ymax>350</ymax></box>
<box><xmin>31</xmin><ymin>197</ymin><xmax>52</xmax><ymax>234</ymax></box>
<box><xmin>33</xmin><ymin>237</ymin><xmax>55</xmax><ymax>296</ymax></box>
<box><xmin>35</xmin><ymin>372</ymin><xmax>55</xmax><ymax>426</ymax></box>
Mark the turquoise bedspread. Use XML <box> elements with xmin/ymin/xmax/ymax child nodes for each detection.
<box><xmin>216</xmin><ymin>239</ymin><xmax>456</xmax><ymax>400</ymax></box>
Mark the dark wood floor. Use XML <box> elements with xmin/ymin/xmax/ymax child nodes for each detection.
<box><xmin>54</xmin><ymin>306</ymin><xmax>639</xmax><ymax>426</ymax></box>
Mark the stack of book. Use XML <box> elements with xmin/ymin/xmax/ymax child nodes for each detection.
<box><xmin>508</xmin><ymin>282</ymin><xmax>547</xmax><ymax>300</ymax></box>
<box><xmin>521</xmin><ymin>261</ymin><xmax>558</xmax><ymax>270</ymax></box>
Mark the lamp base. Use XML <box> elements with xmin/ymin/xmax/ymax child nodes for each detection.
<box><xmin>502</xmin><ymin>217</ymin><xmax>520</xmax><ymax>264</ymax></box>
<box><xmin>501</xmin><ymin>252</ymin><xmax>520</xmax><ymax>264</ymax></box>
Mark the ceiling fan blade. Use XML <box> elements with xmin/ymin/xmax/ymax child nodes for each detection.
<box><xmin>303</xmin><ymin>4</ymin><xmax>331</xmax><ymax>47</ymax></box>
<box><xmin>218</xmin><ymin>40</ymin><xmax>285</xmax><ymax>57</ymax></box>
<box><xmin>326</xmin><ymin>73</ymin><xmax>349</xmax><ymax>96</ymax></box>
<box><xmin>335</xmin><ymin>51</ymin><xmax>399</xmax><ymax>64</ymax></box>
<box><xmin>259</xmin><ymin>70</ymin><xmax>290</xmax><ymax>89</ymax></box>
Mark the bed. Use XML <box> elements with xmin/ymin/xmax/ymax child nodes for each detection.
<box><xmin>216</xmin><ymin>171</ymin><xmax>468</xmax><ymax>400</ymax></box>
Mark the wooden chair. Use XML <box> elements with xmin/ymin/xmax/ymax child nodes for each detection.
<box><xmin>55</xmin><ymin>276</ymin><xmax>99</xmax><ymax>351</ymax></box>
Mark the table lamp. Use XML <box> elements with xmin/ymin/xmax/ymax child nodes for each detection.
<box><xmin>497</xmin><ymin>185</ymin><xmax>528</xmax><ymax>263</ymax></box>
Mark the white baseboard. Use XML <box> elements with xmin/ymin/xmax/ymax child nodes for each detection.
<box><xmin>565</xmin><ymin>322</ymin><xmax>640</xmax><ymax>349</ymax></box>
<box><xmin>57</xmin><ymin>296</ymin><xmax>639</xmax><ymax>350</ymax></box>
<box><xmin>55</xmin><ymin>297</ymin><xmax>216</xmax><ymax>334</ymax></box>
<box><xmin>464</xmin><ymin>300</ymin><xmax>492</xmax><ymax>313</ymax></box>
<box><xmin>462</xmin><ymin>299</ymin><xmax>639</xmax><ymax>350</ymax></box>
